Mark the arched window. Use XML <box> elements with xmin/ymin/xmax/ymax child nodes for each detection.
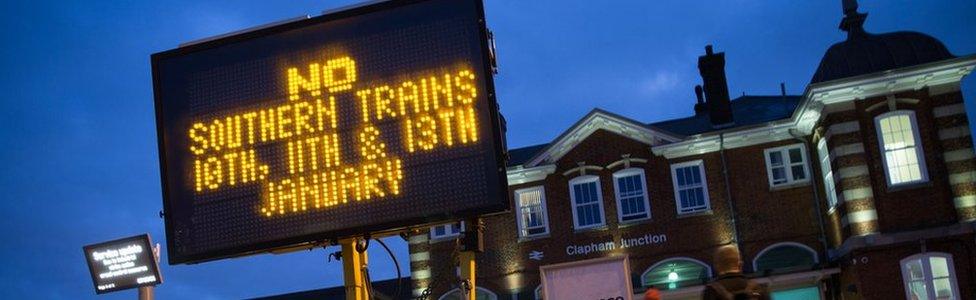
<box><xmin>875</xmin><ymin>110</ymin><xmax>928</xmax><ymax>186</ymax></box>
<box><xmin>752</xmin><ymin>242</ymin><xmax>819</xmax><ymax>274</ymax></box>
<box><xmin>642</xmin><ymin>257</ymin><xmax>712</xmax><ymax>290</ymax></box>
<box><xmin>438</xmin><ymin>287</ymin><xmax>498</xmax><ymax>300</ymax></box>
<box><xmin>901</xmin><ymin>253</ymin><xmax>960</xmax><ymax>300</ymax></box>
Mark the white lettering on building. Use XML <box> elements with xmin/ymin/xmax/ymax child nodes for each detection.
<box><xmin>565</xmin><ymin>234</ymin><xmax>667</xmax><ymax>256</ymax></box>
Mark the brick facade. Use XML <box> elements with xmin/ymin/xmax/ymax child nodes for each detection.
<box><xmin>411</xmin><ymin>80</ymin><xmax>976</xmax><ymax>300</ymax></box>
<box><xmin>407</xmin><ymin>6</ymin><xmax>976</xmax><ymax>297</ymax></box>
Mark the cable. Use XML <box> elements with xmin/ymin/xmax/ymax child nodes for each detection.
<box><xmin>374</xmin><ymin>238</ymin><xmax>402</xmax><ymax>300</ymax></box>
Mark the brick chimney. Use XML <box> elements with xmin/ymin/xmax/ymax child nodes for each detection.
<box><xmin>694</xmin><ymin>85</ymin><xmax>707</xmax><ymax>115</ymax></box>
<box><xmin>698</xmin><ymin>45</ymin><xmax>733</xmax><ymax>127</ymax></box>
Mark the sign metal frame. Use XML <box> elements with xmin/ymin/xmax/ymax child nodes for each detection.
<box><xmin>82</xmin><ymin>234</ymin><xmax>162</xmax><ymax>295</ymax></box>
<box><xmin>151</xmin><ymin>0</ymin><xmax>508</xmax><ymax>265</ymax></box>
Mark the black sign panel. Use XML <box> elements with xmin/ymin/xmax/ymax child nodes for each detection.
<box><xmin>151</xmin><ymin>0</ymin><xmax>507</xmax><ymax>264</ymax></box>
<box><xmin>83</xmin><ymin>234</ymin><xmax>162</xmax><ymax>294</ymax></box>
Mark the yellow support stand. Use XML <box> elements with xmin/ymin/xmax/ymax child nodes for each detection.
<box><xmin>459</xmin><ymin>251</ymin><xmax>477</xmax><ymax>300</ymax></box>
<box><xmin>342</xmin><ymin>238</ymin><xmax>370</xmax><ymax>300</ymax></box>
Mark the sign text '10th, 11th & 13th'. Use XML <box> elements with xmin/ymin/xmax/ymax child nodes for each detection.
<box><xmin>184</xmin><ymin>56</ymin><xmax>482</xmax><ymax>217</ymax></box>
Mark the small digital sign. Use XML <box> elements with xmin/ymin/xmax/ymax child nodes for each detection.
<box><xmin>83</xmin><ymin>234</ymin><xmax>162</xmax><ymax>294</ymax></box>
<box><xmin>152</xmin><ymin>0</ymin><xmax>507</xmax><ymax>264</ymax></box>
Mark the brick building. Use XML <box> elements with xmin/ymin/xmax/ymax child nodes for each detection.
<box><xmin>408</xmin><ymin>1</ymin><xmax>976</xmax><ymax>299</ymax></box>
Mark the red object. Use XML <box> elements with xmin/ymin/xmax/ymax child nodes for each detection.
<box><xmin>644</xmin><ymin>287</ymin><xmax>661</xmax><ymax>300</ymax></box>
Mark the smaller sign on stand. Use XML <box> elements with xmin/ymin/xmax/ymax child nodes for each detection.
<box><xmin>83</xmin><ymin>234</ymin><xmax>162</xmax><ymax>294</ymax></box>
<box><xmin>540</xmin><ymin>255</ymin><xmax>633</xmax><ymax>300</ymax></box>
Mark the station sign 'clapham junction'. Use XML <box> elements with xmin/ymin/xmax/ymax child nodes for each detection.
<box><xmin>151</xmin><ymin>0</ymin><xmax>507</xmax><ymax>264</ymax></box>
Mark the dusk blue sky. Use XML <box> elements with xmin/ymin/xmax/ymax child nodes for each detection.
<box><xmin>1</xmin><ymin>0</ymin><xmax>975</xmax><ymax>299</ymax></box>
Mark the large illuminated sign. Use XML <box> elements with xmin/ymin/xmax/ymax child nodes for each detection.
<box><xmin>83</xmin><ymin>234</ymin><xmax>162</xmax><ymax>294</ymax></box>
<box><xmin>152</xmin><ymin>0</ymin><xmax>507</xmax><ymax>264</ymax></box>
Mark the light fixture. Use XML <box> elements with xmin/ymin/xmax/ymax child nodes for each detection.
<box><xmin>667</xmin><ymin>271</ymin><xmax>679</xmax><ymax>282</ymax></box>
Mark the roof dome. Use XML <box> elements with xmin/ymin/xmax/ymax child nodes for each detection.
<box><xmin>810</xmin><ymin>1</ymin><xmax>955</xmax><ymax>83</ymax></box>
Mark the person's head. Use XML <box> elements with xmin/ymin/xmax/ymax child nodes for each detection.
<box><xmin>643</xmin><ymin>285</ymin><xmax>661</xmax><ymax>300</ymax></box>
<box><xmin>714</xmin><ymin>244</ymin><xmax>742</xmax><ymax>275</ymax></box>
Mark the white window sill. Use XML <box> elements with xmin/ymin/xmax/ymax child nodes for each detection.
<box><xmin>676</xmin><ymin>209</ymin><xmax>713</xmax><ymax>219</ymax></box>
<box><xmin>886</xmin><ymin>180</ymin><xmax>931</xmax><ymax>192</ymax></box>
<box><xmin>574</xmin><ymin>225</ymin><xmax>609</xmax><ymax>233</ymax></box>
<box><xmin>618</xmin><ymin>217</ymin><xmax>652</xmax><ymax>228</ymax></box>
<box><xmin>518</xmin><ymin>233</ymin><xmax>550</xmax><ymax>243</ymax></box>
<box><xmin>769</xmin><ymin>180</ymin><xmax>811</xmax><ymax>191</ymax></box>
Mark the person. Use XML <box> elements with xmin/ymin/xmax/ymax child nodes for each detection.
<box><xmin>643</xmin><ymin>285</ymin><xmax>661</xmax><ymax>300</ymax></box>
<box><xmin>701</xmin><ymin>245</ymin><xmax>770</xmax><ymax>300</ymax></box>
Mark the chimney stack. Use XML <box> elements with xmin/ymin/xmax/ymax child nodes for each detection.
<box><xmin>698</xmin><ymin>45</ymin><xmax>733</xmax><ymax>127</ymax></box>
<box><xmin>694</xmin><ymin>85</ymin><xmax>707</xmax><ymax>114</ymax></box>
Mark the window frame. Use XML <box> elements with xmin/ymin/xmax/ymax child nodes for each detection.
<box><xmin>514</xmin><ymin>186</ymin><xmax>550</xmax><ymax>238</ymax></box>
<box><xmin>429</xmin><ymin>221</ymin><xmax>464</xmax><ymax>241</ymax></box>
<box><xmin>640</xmin><ymin>257</ymin><xmax>713</xmax><ymax>289</ymax></box>
<box><xmin>817</xmin><ymin>139</ymin><xmax>840</xmax><ymax>209</ymax></box>
<box><xmin>763</xmin><ymin>143</ymin><xmax>811</xmax><ymax>188</ymax></box>
<box><xmin>612</xmin><ymin>168</ymin><xmax>652</xmax><ymax>223</ymax></box>
<box><xmin>900</xmin><ymin>252</ymin><xmax>960</xmax><ymax>300</ymax></box>
<box><xmin>751</xmin><ymin>242</ymin><xmax>819</xmax><ymax>273</ymax></box>
<box><xmin>875</xmin><ymin>110</ymin><xmax>929</xmax><ymax>187</ymax></box>
<box><xmin>568</xmin><ymin>175</ymin><xmax>607</xmax><ymax>230</ymax></box>
<box><xmin>670</xmin><ymin>160</ymin><xmax>711</xmax><ymax>215</ymax></box>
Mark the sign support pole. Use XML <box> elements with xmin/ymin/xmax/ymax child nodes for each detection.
<box><xmin>138</xmin><ymin>286</ymin><xmax>154</xmax><ymax>300</ymax></box>
<box><xmin>459</xmin><ymin>251</ymin><xmax>476</xmax><ymax>300</ymax></box>
<box><xmin>342</xmin><ymin>238</ymin><xmax>370</xmax><ymax>300</ymax></box>
<box><xmin>458</xmin><ymin>217</ymin><xmax>482</xmax><ymax>300</ymax></box>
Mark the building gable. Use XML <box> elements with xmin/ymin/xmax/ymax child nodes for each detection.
<box><xmin>524</xmin><ymin>109</ymin><xmax>682</xmax><ymax>168</ymax></box>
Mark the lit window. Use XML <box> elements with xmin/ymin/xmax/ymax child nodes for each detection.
<box><xmin>764</xmin><ymin>144</ymin><xmax>810</xmax><ymax>187</ymax></box>
<box><xmin>515</xmin><ymin>186</ymin><xmax>550</xmax><ymax>238</ymax></box>
<box><xmin>612</xmin><ymin>168</ymin><xmax>651</xmax><ymax>222</ymax></box>
<box><xmin>670</xmin><ymin>160</ymin><xmax>710</xmax><ymax>214</ymax></box>
<box><xmin>876</xmin><ymin>111</ymin><xmax>928</xmax><ymax>186</ymax></box>
<box><xmin>569</xmin><ymin>175</ymin><xmax>606</xmax><ymax>229</ymax></box>
<box><xmin>430</xmin><ymin>221</ymin><xmax>463</xmax><ymax>241</ymax></box>
<box><xmin>641</xmin><ymin>257</ymin><xmax>712</xmax><ymax>290</ymax></box>
<box><xmin>901</xmin><ymin>253</ymin><xmax>960</xmax><ymax>300</ymax></box>
<box><xmin>817</xmin><ymin>139</ymin><xmax>839</xmax><ymax>208</ymax></box>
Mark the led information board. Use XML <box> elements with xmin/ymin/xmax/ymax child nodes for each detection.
<box><xmin>83</xmin><ymin>234</ymin><xmax>162</xmax><ymax>294</ymax></box>
<box><xmin>152</xmin><ymin>0</ymin><xmax>507</xmax><ymax>264</ymax></box>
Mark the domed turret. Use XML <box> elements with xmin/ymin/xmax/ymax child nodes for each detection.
<box><xmin>810</xmin><ymin>0</ymin><xmax>955</xmax><ymax>83</ymax></box>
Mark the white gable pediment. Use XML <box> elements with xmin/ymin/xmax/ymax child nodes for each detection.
<box><xmin>524</xmin><ymin>109</ymin><xmax>682</xmax><ymax>167</ymax></box>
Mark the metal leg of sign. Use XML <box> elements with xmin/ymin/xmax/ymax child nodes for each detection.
<box><xmin>138</xmin><ymin>286</ymin><xmax>154</xmax><ymax>300</ymax></box>
<box><xmin>459</xmin><ymin>251</ymin><xmax>476</xmax><ymax>300</ymax></box>
<box><xmin>341</xmin><ymin>238</ymin><xmax>369</xmax><ymax>300</ymax></box>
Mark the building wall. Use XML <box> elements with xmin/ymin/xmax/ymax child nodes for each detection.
<box><xmin>418</xmin><ymin>129</ymin><xmax>830</xmax><ymax>298</ymax></box>
<box><xmin>845</xmin><ymin>234</ymin><xmax>976</xmax><ymax>300</ymax></box>
<box><xmin>413</xmin><ymin>85</ymin><xmax>976</xmax><ymax>300</ymax></box>
<box><xmin>723</xmin><ymin>139</ymin><xmax>826</xmax><ymax>273</ymax></box>
<box><xmin>817</xmin><ymin>86</ymin><xmax>975</xmax><ymax>242</ymax></box>
<box><xmin>816</xmin><ymin>83</ymin><xmax>976</xmax><ymax>300</ymax></box>
<box><xmin>857</xmin><ymin>88</ymin><xmax>959</xmax><ymax>233</ymax></box>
